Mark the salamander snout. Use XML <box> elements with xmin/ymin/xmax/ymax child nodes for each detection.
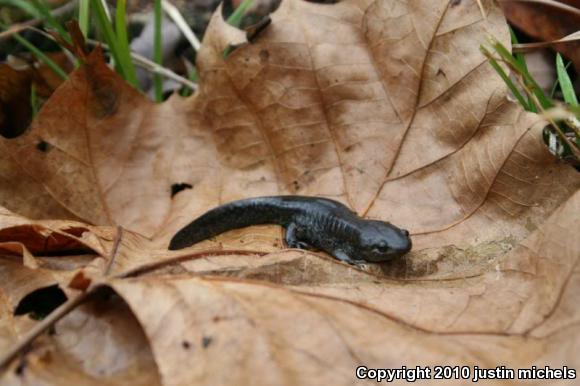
<box><xmin>359</xmin><ymin>221</ymin><xmax>412</xmax><ymax>262</ymax></box>
<box><xmin>389</xmin><ymin>230</ymin><xmax>412</xmax><ymax>256</ymax></box>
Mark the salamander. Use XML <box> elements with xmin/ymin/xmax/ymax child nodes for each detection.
<box><xmin>168</xmin><ymin>195</ymin><xmax>412</xmax><ymax>264</ymax></box>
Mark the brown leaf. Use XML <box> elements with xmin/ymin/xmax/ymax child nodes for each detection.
<box><xmin>0</xmin><ymin>265</ymin><xmax>160</xmax><ymax>386</ymax></box>
<box><xmin>499</xmin><ymin>0</ymin><xmax>580</xmax><ymax>71</ymax></box>
<box><xmin>107</xmin><ymin>191</ymin><xmax>578</xmax><ymax>385</ymax></box>
<box><xmin>1</xmin><ymin>47</ymin><xmax>192</xmax><ymax>235</ymax></box>
<box><xmin>68</xmin><ymin>271</ymin><xmax>92</xmax><ymax>291</ymax></box>
<box><xmin>0</xmin><ymin>53</ymin><xmax>71</xmax><ymax>139</ymax></box>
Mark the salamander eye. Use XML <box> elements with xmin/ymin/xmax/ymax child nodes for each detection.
<box><xmin>375</xmin><ymin>242</ymin><xmax>389</xmax><ymax>252</ymax></box>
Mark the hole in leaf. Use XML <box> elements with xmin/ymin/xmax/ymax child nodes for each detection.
<box><xmin>36</xmin><ymin>140</ymin><xmax>52</xmax><ymax>152</ymax></box>
<box><xmin>162</xmin><ymin>89</ymin><xmax>174</xmax><ymax>101</ymax></box>
<box><xmin>14</xmin><ymin>284</ymin><xmax>67</xmax><ymax>320</ymax></box>
<box><xmin>15</xmin><ymin>359</ymin><xmax>27</xmax><ymax>376</ymax></box>
<box><xmin>171</xmin><ymin>183</ymin><xmax>193</xmax><ymax>198</ymax></box>
<box><xmin>0</xmin><ymin>65</ymin><xmax>33</xmax><ymax>139</ymax></box>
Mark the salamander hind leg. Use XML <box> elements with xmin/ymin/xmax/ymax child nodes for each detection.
<box><xmin>284</xmin><ymin>223</ymin><xmax>311</xmax><ymax>250</ymax></box>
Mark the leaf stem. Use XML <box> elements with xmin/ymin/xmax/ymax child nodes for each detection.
<box><xmin>0</xmin><ymin>291</ymin><xmax>91</xmax><ymax>370</ymax></box>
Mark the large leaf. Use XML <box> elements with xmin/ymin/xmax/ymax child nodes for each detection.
<box><xmin>0</xmin><ymin>0</ymin><xmax>578</xmax><ymax>384</ymax></box>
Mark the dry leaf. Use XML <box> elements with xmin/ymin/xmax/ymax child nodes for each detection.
<box><xmin>0</xmin><ymin>264</ymin><xmax>160</xmax><ymax>386</ymax></box>
<box><xmin>499</xmin><ymin>0</ymin><xmax>580</xmax><ymax>71</ymax></box>
<box><xmin>0</xmin><ymin>53</ymin><xmax>71</xmax><ymax>139</ymax></box>
<box><xmin>0</xmin><ymin>0</ymin><xmax>579</xmax><ymax>384</ymax></box>
<box><xmin>107</xmin><ymin>189</ymin><xmax>578</xmax><ymax>385</ymax></box>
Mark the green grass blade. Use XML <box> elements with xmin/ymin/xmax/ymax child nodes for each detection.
<box><xmin>492</xmin><ymin>39</ymin><xmax>552</xmax><ymax>109</ymax></box>
<box><xmin>78</xmin><ymin>0</ymin><xmax>90</xmax><ymax>37</ymax></box>
<box><xmin>30</xmin><ymin>84</ymin><xmax>40</xmax><ymax>117</ymax></box>
<box><xmin>509</xmin><ymin>27</ymin><xmax>535</xmax><ymax>109</ymax></box>
<box><xmin>30</xmin><ymin>0</ymin><xmax>70</xmax><ymax>42</ymax></box>
<box><xmin>11</xmin><ymin>32</ymin><xmax>67</xmax><ymax>80</ymax></box>
<box><xmin>226</xmin><ymin>0</ymin><xmax>254</xmax><ymax>27</ymax></box>
<box><xmin>92</xmin><ymin>0</ymin><xmax>124</xmax><ymax>73</ymax></box>
<box><xmin>115</xmin><ymin>0</ymin><xmax>138</xmax><ymax>87</ymax></box>
<box><xmin>189</xmin><ymin>68</ymin><xmax>198</xmax><ymax>83</ymax></box>
<box><xmin>550</xmin><ymin>60</ymin><xmax>572</xmax><ymax>98</ymax></box>
<box><xmin>153</xmin><ymin>0</ymin><xmax>163</xmax><ymax>102</ymax></box>
<box><xmin>556</xmin><ymin>54</ymin><xmax>578</xmax><ymax>107</ymax></box>
<box><xmin>481</xmin><ymin>45</ymin><xmax>530</xmax><ymax>111</ymax></box>
<box><xmin>509</xmin><ymin>27</ymin><xmax>528</xmax><ymax>70</ymax></box>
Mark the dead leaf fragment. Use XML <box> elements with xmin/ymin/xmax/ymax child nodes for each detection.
<box><xmin>500</xmin><ymin>0</ymin><xmax>580</xmax><ymax>71</ymax></box>
<box><xmin>68</xmin><ymin>270</ymin><xmax>92</xmax><ymax>291</ymax></box>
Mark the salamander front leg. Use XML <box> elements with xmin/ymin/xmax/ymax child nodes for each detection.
<box><xmin>333</xmin><ymin>250</ymin><xmax>367</xmax><ymax>267</ymax></box>
<box><xmin>284</xmin><ymin>223</ymin><xmax>311</xmax><ymax>250</ymax></box>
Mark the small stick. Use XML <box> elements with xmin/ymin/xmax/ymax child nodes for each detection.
<box><xmin>0</xmin><ymin>291</ymin><xmax>92</xmax><ymax>370</ymax></box>
<box><xmin>513</xmin><ymin>31</ymin><xmax>580</xmax><ymax>53</ymax></box>
<box><xmin>161</xmin><ymin>0</ymin><xmax>201</xmax><ymax>51</ymax></box>
<box><xmin>0</xmin><ymin>248</ymin><xmax>264</xmax><ymax>369</ymax></box>
<box><xmin>86</xmin><ymin>39</ymin><xmax>198</xmax><ymax>91</ymax></box>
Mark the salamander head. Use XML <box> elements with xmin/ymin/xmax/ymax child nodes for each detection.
<box><xmin>357</xmin><ymin>220</ymin><xmax>412</xmax><ymax>262</ymax></box>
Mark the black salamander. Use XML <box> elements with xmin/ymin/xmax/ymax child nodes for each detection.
<box><xmin>168</xmin><ymin>195</ymin><xmax>412</xmax><ymax>265</ymax></box>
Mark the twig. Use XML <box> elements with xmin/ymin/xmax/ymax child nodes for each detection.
<box><xmin>507</xmin><ymin>60</ymin><xmax>579</xmax><ymax>155</ymax></box>
<box><xmin>161</xmin><ymin>0</ymin><xmax>201</xmax><ymax>51</ymax></box>
<box><xmin>131</xmin><ymin>50</ymin><xmax>198</xmax><ymax>91</ymax></box>
<box><xmin>513</xmin><ymin>31</ymin><xmax>580</xmax><ymax>53</ymax></box>
<box><xmin>0</xmin><ymin>245</ymin><xmax>264</xmax><ymax>368</ymax></box>
<box><xmin>8</xmin><ymin>26</ymin><xmax>197</xmax><ymax>91</ymax></box>
<box><xmin>0</xmin><ymin>291</ymin><xmax>91</xmax><ymax>370</ymax></box>
<box><xmin>486</xmin><ymin>44</ymin><xmax>579</xmax><ymax>158</ymax></box>
<box><xmin>86</xmin><ymin>39</ymin><xmax>198</xmax><ymax>91</ymax></box>
<box><xmin>2</xmin><ymin>2</ymin><xmax>198</xmax><ymax>92</ymax></box>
